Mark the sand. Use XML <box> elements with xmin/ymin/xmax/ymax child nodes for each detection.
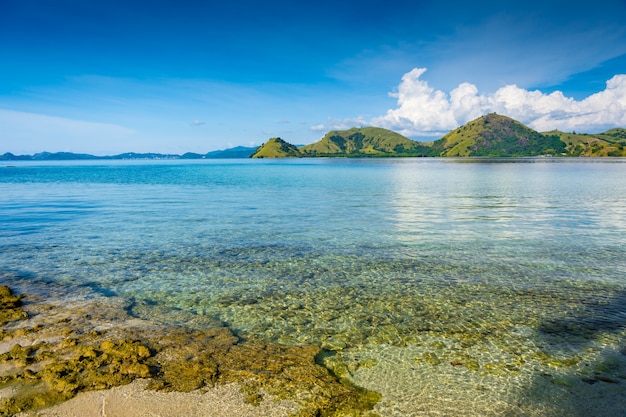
<box><xmin>15</xmin><ymin>379</ymin><xmax>298</xmax><ymax>417</ymax></box>
<box><xmin>0</xmin><ymin>283</ymin><xmax>378</xmax><ymax>417</ymax></box>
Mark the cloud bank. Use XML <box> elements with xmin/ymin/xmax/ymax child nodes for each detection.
<box><xmin>371</xmin><ymin>68</ymin><xmax>626</xmax><ymax>136</ymax></box>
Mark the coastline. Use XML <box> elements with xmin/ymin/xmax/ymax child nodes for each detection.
<box><xmin>15</xmin><ymin>380</ymin><xmax>298</xmax><ymax>417</ymax></box>
<box><xmin>0</xmin><ymin>280</ymin><xmax>380</xmax><ymax>417</ymax></box>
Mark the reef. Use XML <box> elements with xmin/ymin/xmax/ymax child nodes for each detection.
<box><xmin>0</xmin><ymin>286</ymin><xmax>28</xmax><ymax>324</ymax></box>
<box><xmin>0</xmin><ymin>285</ymin><xmax>380</xmax><ymax>417</ymax></box>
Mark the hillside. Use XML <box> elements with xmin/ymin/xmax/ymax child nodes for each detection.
<box><xmin>300</xmin><ymin>127</ymin><xmax>430</xmax><ymax>157</ymax></box>
<box><xmin>432</xmin><ymin>114</ymin><xmax>566</xmax><ymax>157</ymax></box>
<box><xmin>4</xmin><ymin>119</ymin><xmax>624</xmax><ymax>161</ymax></box>
<box><xmin>250</xmin><ymin>138</ymin><xmax>301</xmax><ymax>158</ymax></box>
<box><xmin>544</xmin><ymin>129</ymin><xmax>626</xmax><ymax>157</ymax></box>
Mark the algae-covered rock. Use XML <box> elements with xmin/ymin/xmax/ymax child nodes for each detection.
<box><xmin>0</xmin><ymin>337</ymin><xmax>157</xmax><ymax>416</ymax></box>
<box><xmin>0</xmin><ymin>343</ymin><xmax>42</xmax><ymax>367</ymax></box>
<box><xmin>0</xmin><ymin>287</ymin><xmax>381</xmax><ymax>417</ymax></box>
<box><xmin>148</xmin><ymin>329</ymin><xmax>381</xmax><ymax>416</ymax></box>
<box><xmin>0</xmin><ymin>285</ymin><xmax>28</xmax><ymax>323</ymax></box>
<box><xmin>40</xmin><ymin>338</ymin><xmax>155</xmax><ymax>393</ymax></box>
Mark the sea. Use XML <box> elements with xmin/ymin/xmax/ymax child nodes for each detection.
<box><xmin>1</xmin><ymin>158</ymin><xmax>625</xmax><ymax>416</ymax></box>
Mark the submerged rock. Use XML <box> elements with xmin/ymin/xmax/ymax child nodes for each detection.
<box><xmin>0</xmin><ymin>286</ymin><xmax>28</xmax><ymax>324</ymax></box>
<box><xmin>0</xmin><ymin>287</ymin><xmax>381</xmax><ymax>417</ymax></box>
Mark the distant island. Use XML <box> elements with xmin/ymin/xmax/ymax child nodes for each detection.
<box><xmin>0</xmin><ymin>146</ymin><xmax>259</xmax><ymax>161</ymax></box>
<box><xmin>252</xmin><ymin>114</ymin><xmax>626</xmax><ymax>158</ymax></box>
<box><xmin>3</xmin><ymin>114</ymin><xmax>626</xmax><ymax>161</ymax></box>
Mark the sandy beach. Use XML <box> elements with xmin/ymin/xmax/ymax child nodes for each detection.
<box><xmin>0</xmin><ymin>282</ymin><xmax>379</xmax><ymax>417</ymax></box>
<box><xmin>3</xmin><ymin>282</ymin><xmax>626</xmax><ymax>417</ymax></box>
<box><xmin>14</xmin><ymin>380</ymin><xmax>298</xmax><ymax>417</ymax></box>
<box><xmin>2</xmin><ymin>273</ymin><xmax>626</xmax><ymax>417</ymax></box>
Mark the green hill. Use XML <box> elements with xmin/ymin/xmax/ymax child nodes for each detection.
<box><xmin>300</xmin><ymin>127</ymin><xmax>430</xmax><ymax>157</ymax></box>
<box><xmin>544</xmin><ymin>129</ymin><xmax>626</xmax><ymax>156</ymax></box>
<box><xmin>432</xmin><ymin>114</ymin><xmax>566</xmax><ymax>157</ymax></box>
<box><xmin>247</xmin><ymin>117</ymin><xmax>624</xmax><ymax>159</ymax></box>
<box><xmin>603</xmin><ymin>128</ymin><xmax>626</xmax><ymax>140</ymax></box>
<box><xmin>250</xmin><ymin>138</ymin><xmax>301</xmax><ymax>158</ymax></box>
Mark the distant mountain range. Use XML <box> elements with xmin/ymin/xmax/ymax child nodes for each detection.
<box><xmin>252</xmin><ymin>114</ymin><xmax>626</xmax><ymax>158</ymax></box>
<box><xmin>0</xmin><ymin>146</ymin><xmax>259</xmax><ymax>161</ymax></box>
<box><xmin>4</xmin><ymin>114</ymin><xmax>625</xmax><ymax>161</ymax></box>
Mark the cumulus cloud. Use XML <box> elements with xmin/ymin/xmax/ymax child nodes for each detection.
<box><xmin>325</xmin><ymin>116</ymin><xmax>369</xmax><ymax>131</ymax></box>
<box><xmin>191</xmin><ymin>120</ymin><xmax>206</xmax><ymax>126</ymax></box>
<box><xmin>309</xmin><ymin>124</ymin><xmax>326</xmax><ymax>132</ymax></box>
<box><xmin>372</xmin><ymin>68</ymin><xmax>626</xmax><ymax>136</ymax></box>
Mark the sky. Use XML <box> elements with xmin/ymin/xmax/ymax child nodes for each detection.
<box><xmin>1</xmin><ymin>0</ymin><xmax>626</xmax><ymax>155</ymax></box>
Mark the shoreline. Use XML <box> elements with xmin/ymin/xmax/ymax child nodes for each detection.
<box><xmin>15</xmin><ymin>380</ymin><xmax>299</xmax><ymax>417</ymax></box>
<box><xmin>0</xmin><ymin>282</ymin><xmax>380</xmax><ymax>417</ymax></box>
<box><xmin>2</xmin><ymin>274</ymin><xmax>626</xmax><ymax>416</ymax></box>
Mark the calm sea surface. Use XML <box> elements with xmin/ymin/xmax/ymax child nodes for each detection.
<box><xmin>1</xmin><ymin>158</ymin><xmax>625</xmax><ymax>415</ymax></box>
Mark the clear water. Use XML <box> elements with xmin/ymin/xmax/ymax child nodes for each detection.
<box><xmin>1</xmin><ymin>158</ymin><xmax>625</xmax><ymax>415</ymax></box>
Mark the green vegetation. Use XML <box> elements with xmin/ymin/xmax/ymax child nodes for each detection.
<box><xmin>4</xmin><ymin>118</ymin><xmax>624</xmax><ymax>161</ymax></box>
<box><xmin>0</xmin><ymin>286</ymin><xmax>380</xmax><ymax>416</ymax></box>
<box><xmin>300</xmin><ymin>126</ymin><xmax>431</xmax><ymax>157</ymax></box>
<box><xmin>544</xmin><ymin>129</ymin><xmax>626</xmax><ymax>157</ymax></box>
<box><xmin>250</xmin><ymin>137</ymin><xmax>302</xmax><ymax>158</ymax></box>
<box><xmin>252</xmin><ymin>113</ymin><xmax>626</xmax><ymax>158</ymax></box>
<box><xmin>250</xmin><ymin>115</ymin><xmax>625</xmax><ymax>159</ymax></box>
<box><xmin>433</xmin><ymin>114</ymin><xmax>566</xmax><ymax>157</ymax></box>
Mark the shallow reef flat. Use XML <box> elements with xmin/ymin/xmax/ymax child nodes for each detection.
<box><xmin>217</xmin><ymin>271</ymin><xmax>626</xmax><ymax>416</ymax></box>
<box><xmin>0</xmin><ymin>282</ymin><xmax>380</xmax><ymax>417</ymax></box>
<box><xmin>2</xmin><ymin>276</ymin><xmax>626</xmax><ymax>417</ymax></box>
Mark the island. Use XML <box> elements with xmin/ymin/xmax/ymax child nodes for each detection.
<box><xmin>3</xmin><ymin>114</ymin><xmax>625</xmax><ymax>161</ymax></box>
<box><xmin>251</xmin><ymin>114</ymin><xmax>626</xmax><ymax>158</ymax></box>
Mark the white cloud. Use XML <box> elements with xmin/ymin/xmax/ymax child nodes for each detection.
<box><xmin>191</xmin><ymin>120</ymin><xmax>206</xmax><ymax>126</ymax></box>
<box><xmin>372</xmin><ymin>68</ymin><xmax>456</xmax><ymax>135</ymax></box>
<box><xmin>372</xmin><ymin>68</ymin><xmax>626</xmax><ymax>136</ymax></box>
<box><xmin>309</xmin><ymin>119</ymin><xmax>369</xmax><ymax>134</ymax></box>
<box><xmin>326</xmin><ymin>116</ymin><xmax>368</xmax><ymax>131</ymax></box>
<box><xmin>309</xmin><ymin>124</ymin><xmax>326</xmax><ymax>132</ymax></box>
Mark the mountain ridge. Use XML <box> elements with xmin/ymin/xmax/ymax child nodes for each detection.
<box><xmin>3</xmin><ymin>115</ymin><xmax>625</xmax><ymax>160</ymax></box>
<box><xmin>1</xmin><ymin>146</ymin><xmax>258</xmax><ymax>161</ymax></box>
<box><xmin>252</xmin><ymin>114</ymin><xmax>625</xmax><ymax>158</ymax></box>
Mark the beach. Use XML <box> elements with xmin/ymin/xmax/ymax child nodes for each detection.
<box><xmin>14</xmin><ymin>380</ymin><xmax>297</xmax><ymax>417</ymax></box>
<box><xmin>0</xmin><ymin>282</ymin><xmax>379</xmax><ymax>417</ymax></box>
<box><xmin>2</xmin><ymin>282</ymin><xmax>626</xmax><ymax>417</ymax></box>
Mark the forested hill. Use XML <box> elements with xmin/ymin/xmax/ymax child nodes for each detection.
<box><xmin>431</xmin><ymin>114</ymin><xmax>566</xmax><ymax>157</ymax></box>
<box><xmin>251</xmin><ymin>115</ymin><xmax>625</xmax><ymax>158</ymax></box>
<box><xmin>4</xmin><ymin>115</ymin><xmax>625</xmax><ymax>160</ymax></box>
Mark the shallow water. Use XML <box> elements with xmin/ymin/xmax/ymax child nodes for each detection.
<box><xmin>1</xmin><ymin>158</ymin><xmax>625</xmax><ymax>415</ymax></box>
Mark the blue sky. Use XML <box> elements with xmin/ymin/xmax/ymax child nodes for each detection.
<box><xmin>1</xmin><ymin>0</ymin><xmax>626</xmax><ymax>155</ymax></box>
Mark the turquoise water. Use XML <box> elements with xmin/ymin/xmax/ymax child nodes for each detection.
<box><xmin>1</xmin><ymin>158</ymin><xmax>625</xmax><ymax>415</ymax></box>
